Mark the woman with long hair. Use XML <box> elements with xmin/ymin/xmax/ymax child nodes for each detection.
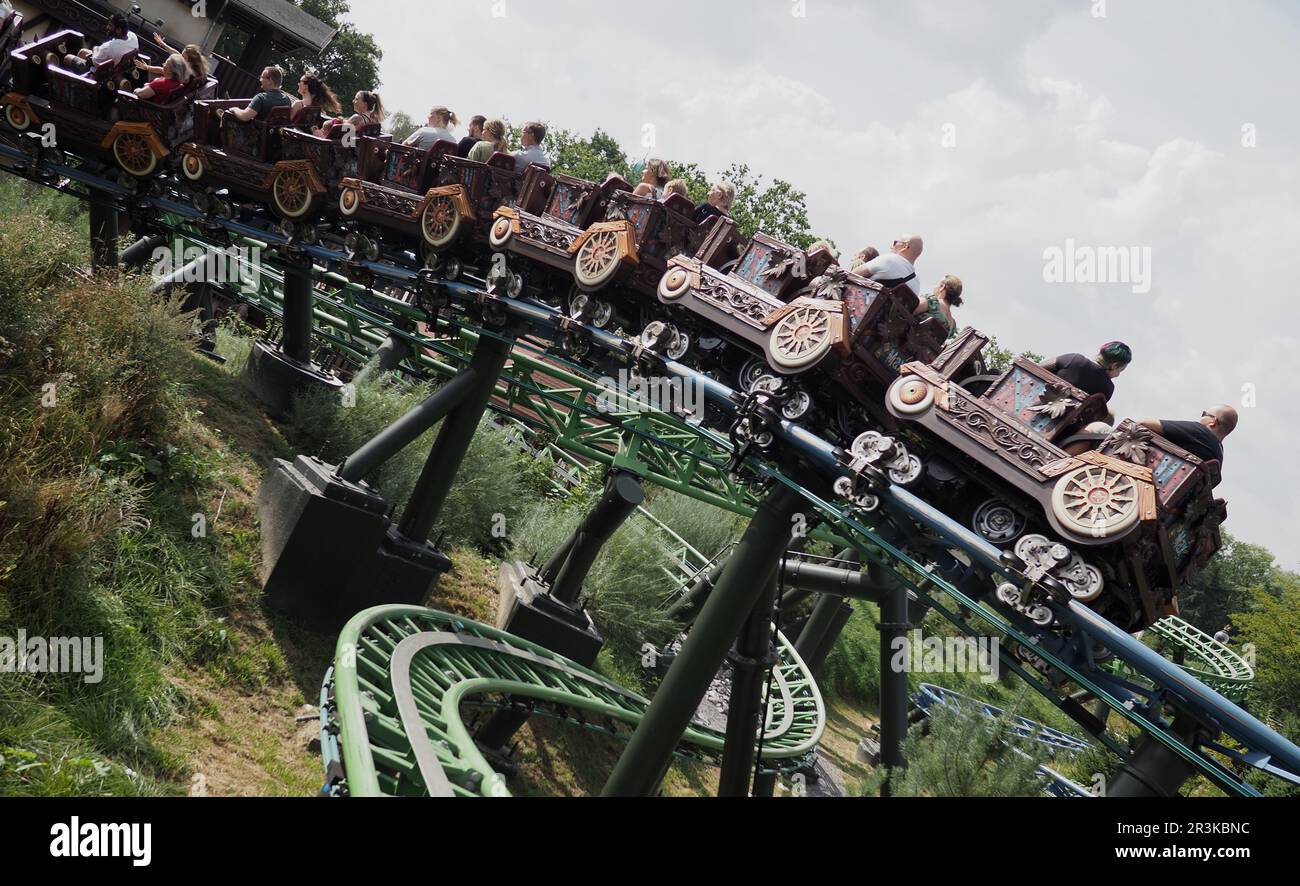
<box><xmin>316</xmin><ymin>89</ymin><xmax>386</xmax><ymax>138</ymax></box>
<box><xmin>466</xmin><ymin>118</ymin><xmax>509</xmax><ymax>163</ymax></box>
<box><xmin>292</xmin><ymin>73</ymin><xmax>341</xmax><ymax>126</ymax></box>
<box><xmin>136</xmin><ymin>39</ymin><xmax>208</xmax><ymax>85</ymax></box>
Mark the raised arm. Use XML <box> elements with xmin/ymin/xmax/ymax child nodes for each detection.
<box><xmin>1137</xmin><ymin>419</ymin><xmax>1164</xmax><ymax>435</ymax></box>
<box><xmin>153</xmin><ymin>31</ymin><xmax>180</xmax><ymax>55</ymax></box>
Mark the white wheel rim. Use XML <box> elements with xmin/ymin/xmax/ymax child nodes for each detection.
<box><xmin>6</xmin><ymin>104</ymin><xmax>29</xmax><ymax>131</ymax></box>
<box><xmin>114</xmin><ymin>134</ymin><xmax>156</xmax><ymax>177</ymax></box>
<box><xmin>769</xmin><ymin>305</ymin><xmax>832</xmax><ymax>370</ymax></box>
<box><xmin>339</xmin><ymin>187</ymin><xmax>361</xmax><ymax>216</ymax></box>
<box><xmin>489</xmin><ymin>217</ymin><xmax>513</xmax><ymax>248</ymax></box>
<box><xmin>1052</xmin><ymin>466</ymin><xmax>1141</xmax><ymax>539</ymax></box>
<box><xmin>888</xmin><ymin>376</ymin><xmax>935</xmax><ymax>416</ymax></box>
<box><xmin>182</xmin><ymin>153</ymin><xmax>204</xmax><ymax>181</ymax></box>
<box><xmin>575</xmin><ymin>230</ymin><xmax>622</xmax><ymax>289</ymax></box>
<box><xmin>422</xmin><ymin>196</ymin><xmax>460</xmax><ymax>248</ymax></box>
<box><xmin>658</xmin><ymin>267</ymin><xmax>692</xmax><ymax>301</ymax></box>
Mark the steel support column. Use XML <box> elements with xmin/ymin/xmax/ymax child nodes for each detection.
<box><xmin>549</xmin><ymin>471</ymin><xmax>644</xmax><ymax>605</ymax></box>
<box><xmin>280</xmin><ymin>257</ymin><xmax>314</xmax><ymax>364</ymax></box>
<box><xmin>878</xmin><ymin>562</ymin><xmax>909</xmax><ymax>796</ymax></box>
<box><xmin>337</xmin><ymin>369</ymin><xmax>480</xmax><ymax>483</ymax></box>
<box><xmin>89</xmin><ymin>195</ymin><xmax>118</xmax><ymax>271</ymax></box>
<box><xmin>602</xmin><ymin>481</ymin><xmax>805</xmax><ymax>797</ymax></box>
<box><xmin>397</xmin><ymin>334</ymin><xmax>514</xmax><ymax>542</ymax></box>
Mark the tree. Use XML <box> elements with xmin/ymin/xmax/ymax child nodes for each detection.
<box><xmin>387</xmin><ymin>111</ymin><xmax>418</xmax><ymax>143</ymax></box>
<box><xmin>983</xmin><ymin>336</ymin><xmax>1044</xmax><ymax>373</ymax></box>
<box><xmin>267</xmin><ymin>0</ymin><xmax>383</xmax><ymax>107</ymax></box>
<box><xmin>865</xmin><ymin>702</ymin><xmax>1048</xmax><ymax>797</ymax></box>
<box><xmin>1233</xmin><ymin>580</ymin><xmax>1300</xmax><ymax>720</ymax></box>
<box><xmin>1178</xmin><ymin>532</ymin><xmax>1289</xmax><ymax>633</ymax></box>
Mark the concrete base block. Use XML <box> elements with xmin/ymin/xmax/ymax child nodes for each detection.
<box><xmin>340</xmin><ymin>525</ymin><xmax>452</xmax><ymax>617</ymax></box>
<box><xmin>242</xmin><ymin>339</ymin><xmax>343</xmax><ymax>418</ymax></box>
<box><xmin>257</xmin><ymin>455</ymin><xmax>390</xmax><ymax>629</ymax></box>
<box><xmin>496</xmin><ymin>561</ymin><xmax>604</xmax><ymax>667</ymax></box>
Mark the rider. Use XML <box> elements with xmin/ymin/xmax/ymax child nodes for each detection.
<box><xmin>856</xmin><ymin>234</ymin><xmax>923</xmax><ymax>297</ymax></box>
<box><xmin>1138</xmin><ymin>406</ymin><xmax>1237</xmax><ymax>468</ymax></box>
<box><xmin>1040</xmin><ymin>342</ymin><xmax>1132</xmax><ymax>402</ymax></box>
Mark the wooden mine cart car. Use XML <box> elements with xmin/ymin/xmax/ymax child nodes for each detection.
<box><xmin>179</xmin><ymin>103</ymin><xmax>385</xmax><ymax>226</ymax></box>
<box><xmin>0</xmin><ymin>9</ymin><xmax>23</xmax><ymax>89</ymax></box>
<box><xmin>651</xmin><ymin>240</ymin><xmax>943</xmax><ymax>426</ymax></box>
<box><xmin>4</xmin><ymin>30</ymin><xmax>214</xmax><ymax>178</ymax></box>
<box><xmin>391</xmin><ymin>151</ymin><xmax>554</xmax><ymax>266</ymax></box>
<box><xmin>884</xmin><ymin>332</ymin><xmax>1225</xmax><ymax>632</ymax></box>
<box><xmin>334</xmin><ymin>136</ymin><xmax>538</xmax><ymax>263</ymax></box>
<box><xmin>485</xmin><ymin>171</ymin><xmax>633</xmax><ymax>307</ymax></box>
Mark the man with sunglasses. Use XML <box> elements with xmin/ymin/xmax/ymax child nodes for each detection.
<box><xmin>223</xmin><ymin>66</ymin><xmax>292</xmax><ymax>123</ymax></box>
<box><xmin>855</xmin><ymin>233</ymin><xmax>923</xmax><ymax>297</ymax></box>
<box><xmin>1139</xmin><ymin>405</ymin><xmax>1237</xmax><ymax>469</ymax></box>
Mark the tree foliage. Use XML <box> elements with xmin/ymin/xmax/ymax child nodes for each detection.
<box><xmin>865</xmin><ymin>702</ymin><xmax>1048</xmax><ymax>797</ymax></box>
<box><xmin>1179</xmin><ymin>532</ymin><xmax>1288</xmax><ymax>633</ymax></box>
<box><xmin>267</xmin><ymin>0</ymin><xmax>383</xmax><ymax>106</ymax></box>
<box><xmin>387</xmin><ymin>111</ymin><xmax>418</xmax><ymax>143</ymax></box>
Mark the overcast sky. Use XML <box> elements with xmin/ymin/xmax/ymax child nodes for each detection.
<box><xmin>352</xmin><ymin>0</ymin><xmax>1300</xmax><ymax>565</ymax></box>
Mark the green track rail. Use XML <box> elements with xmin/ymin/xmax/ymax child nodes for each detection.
<box><xmin>326</xmin><ymin>606</ymin><xmax>824</xmax><ymax>797</ymax></box>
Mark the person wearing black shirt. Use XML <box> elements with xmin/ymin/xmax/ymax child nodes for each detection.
<box><xmin>456</xmin><ymin>115</ymin><xmax>486</xmax><ymax>158</ymax></box>
<box><xmin>1139</xmin><ymin>405</ymin><xmax>1238</xmax><ymax>468</ymax></box>
<box><xmin>1040</xmin><ymin>341</ymin><xmax>1132</xmax><ymax>402</ymax></box>
<box><xmin>693</xmin><ymin>180</ymin><xmax>735</xmax><ymax>225</ymax></box>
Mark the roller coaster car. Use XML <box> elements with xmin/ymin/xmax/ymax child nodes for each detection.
<box><xmin>3</xmin><ymin>30</ymin><xmax>214</xmax><ymax>178</ymax></box>
<box><xmin>179</xmin><ymin>100</ymin><xmax>294</xmax><ymax>214</ymax></box>
<box><xmin>336</xmin><ymin>137</ymin><xmax>479</xmax><ymax>258</ymax></box>
<box><xmin>0</xmin><ymin>11</ymin><xmax>24</xmax><ymax>88</ymax></box>
<box><xmin>884</xmin><ymin>334</ymin><xmax>1226</xmax><ymax>631</ymax></box>
<box><xmin>655</xmin><ymin>240</ymin><xmax>902</xmax><ymax>383</ymax></box>
<box><xmin>268</xmin><ymin>124</ymin><xmax>390</xmax><ymax>222</ymax></box>
<box><xmin>486</xmin><ymin>172</ymin><xmax>632</xmax><ymax>299</ymax></box>
<box><xmin>422</xmin><ymin>152</ymin><xmax>552</xmax><ymax>260</ymax></box>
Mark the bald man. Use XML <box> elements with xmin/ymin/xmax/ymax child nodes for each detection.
<box><xmin>1139</xmin><ymin>405</ymin><xmax>1238</xmax><ymax>469</ymax></box>
<box><xmin>855</xmin><ymin>233</ymin><xmax>924</xmax><ymax>297</ymax></box>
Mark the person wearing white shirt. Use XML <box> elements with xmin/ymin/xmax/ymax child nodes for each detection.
<box><xmin>855</xmin><ymin>233</ymin><xmax>923</xmax><ymax>297</ymax></box>
<box><xmin>404</xmin><ymin>106</ymin><xmax>459</xmax><ymax>151</ymax></box>
<box><xmin>512</xmin><ymin>121</ymin><xmax>549</xmax><ymax>172</ymax></box>
<box><xmin>58</xmin><ymin>14</ymin><xmax>138</xmax><ymax>72</ymax></box>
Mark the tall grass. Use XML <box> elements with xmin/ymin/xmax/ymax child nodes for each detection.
<box><xmin>0</xmin><ymin>211</ymin><xmax>274</xmax><ymax>795</ymax></box>
<box><xmin>283</xmin><ymin>374</ymin><xmax>552</xmax><ymax>553</ymax></box>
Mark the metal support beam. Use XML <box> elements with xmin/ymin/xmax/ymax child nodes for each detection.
<box><xmin>795</xmin><ymin>593</ymin><xmax>844</xmax><ymax>663</ymax></box>
<box><xmin>1107</xmin><ymin>717</ymin><xmax>1202</xmax><ymax>797</ymax></box>
<box><xmin>717</xmin><ymin>564</ymin><xmax>783</xmax><ymax>796</ymax></box>
<box><xmin>602</xmin><ymin>481</ymin><xmax>806</xmax><ymax>797</ymax></box>
<box><xmin>280</xmin><ymin>258</ymin><xmax>315</xmax><ymax>364</ymax></box>
<box><xmin>396</xmin><ymin>334</ymin><xmax>514</xmax><ymax>542</ymax></box>
<box><xmin>878</xmin><ymin>562</ymin><xmax>909</xmax><ymax>796</ymax></box>
<box><xmin>663</xmin><ymin>555</ymin><xmax>730</xmax><ymax>624</ymax></box>
<box><xmin>806</xmin><ymin>600</ymin><xmax>854</xmax><ymax>680</ymax></box>
<box><xmin>89</xmin><ymin>196</ymin><xmax>118</xmax><ymax>271</ymax></box>
<box><xmin>337</xmin><ymin>369</ymin><xmax>479</xmax><ymax>483</ymax></box>
<box><xmin>352</xmin><ymin>332</ymin><xmax>413</xmax><ymax>387</ymax></box>
<box><xmin>120</xmin><ymin>234</ymin><xmax>167</xmax><ymax>270</ymax></box>
<box><xmin>549</xmin><ymin>471</ymin><xmax>644</xmax><ymax>605</ymax></box>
